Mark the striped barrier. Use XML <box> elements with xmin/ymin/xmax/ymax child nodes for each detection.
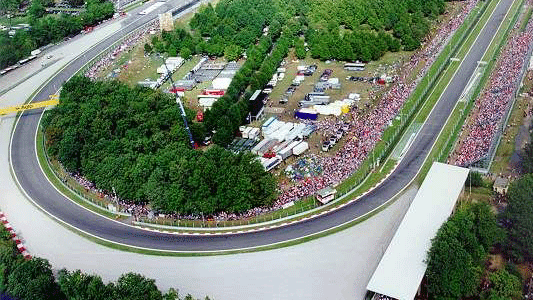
<box><xmin>0</xmin><ymin>212</ymin><xmax>31</xmax><ymax>260</ymax></box>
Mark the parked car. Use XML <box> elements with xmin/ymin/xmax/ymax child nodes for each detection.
<box><xmin>322</xmin><ymin>141</ymin><xmax>331</xmax><ymax>152</ymax></box>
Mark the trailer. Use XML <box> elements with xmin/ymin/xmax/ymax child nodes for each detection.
<box><xmin>344</xmin><ymin>62</ymin><xmax>365</xmax><ymax>71</ymax></box>
<box><xmin>262</xmin><ymin>116</ymin><xmax>276</xmax><ymax>129</ymax></box>
<box><xmin>252</xmin><ymin>139</ymin><xmax>271</xmax><ymax>155</ymax></box>
<box><xmin>278</xmin><ymin>140</ymin><xmax>302</xmax><ymax>159</ymax></box>
<box><xmin>263</xmin><ymin>118</ymin><xmax>282</xmax><ymax>133</ymax></box>
<box><xmin>295</xmin><ymin>108</ymin><xmax>318</xmax><ymax>120</ymax></box>
<box><xmin>270</xmin><ymin>122</ymin><xmax>294</xmax><ymax>141</ymax></box>
<box><xmin>248</xmin><ymin>127</ymin><xmax>260</xmax><ymax>140</ymax></box>
<box><xmin>265</xmin><ymin>156</ymin><xmax>283</xmax><ymax>172</ymax></box>
<box><xmin>263</xmin><ymin>120</ymin><xmax>284</xmax><ymax>138</ymax></box>
<box><xmin>285</xmin><ymin>123</ymin><xmax>306</xmax><ymax>140</ymax></box>
<box><xmin>299</xmin><ymin>99</ymin><xmax>331</xmax><ymax>108</ymax></box>
<box><xmin>278</xmin><ymin>147</ymin><xmax>293</xmax><ymax>160</ymax></box>
<box><xmin>242</xmin><ymin>127</ymin><xmax>253</xmax><ymax>139</ymax></box>
<box><xmin>305</xmin><ymin>92</ymin><xmax>325</xmax><ymax>101</ymax></box>
<box><xmin>273</xmin><ymin>140</ymin><xmax>291</xmax><ymax>153</ymax></box>
<box><xmin>258</xmin><ymin>139</ymin><xmax>278</xmax><ymax>156</ymax></box>
<box><xmin>301</xmin><ymin>124</ymin><xmax>316</xmax><ymax>137</ymax></box>
<box><xmin>292</xmin><ymin>141</ymin><xmax>309</xmax><ymax>155</ymax></box>
<box><xmin>307</xmin><ymin>95</ymin><xmax>331</xmax><ymax>102</ymax></box>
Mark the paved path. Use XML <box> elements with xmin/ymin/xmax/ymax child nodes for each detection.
<box><xmin>7</xmin><ymin>0</ymin><xmax>514</xmax><ymax>251</ymax></box>
<box><xmin>0</xmin><ymin>0</ymin><xmax>513</xmax><ymax>297</ymax></box>
<box><xmin>0</xmin><ymin>55</ymin><xmax>416</xmax><ymax>297</ymax></box>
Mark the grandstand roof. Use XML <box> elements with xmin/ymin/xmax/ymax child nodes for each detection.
<box><xmin>366</xmin><ymin>162</ymin><xmax>469</xmax><ymax>300</ymax></box>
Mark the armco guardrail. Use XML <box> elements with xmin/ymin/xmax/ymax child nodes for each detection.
<box><xmin>445</xmin><ymin>0</ymin><xmax>526</xmax><ymax>170</ymax></box>
<box><xmin>136</xmin><ymin>0</ymin><xmax>492</xmax><ymax>229</ymax></box>
<box><xmin>41</xmin><ymin>133</ymin><xmax>131</xmax><ymax>217</ymax></box>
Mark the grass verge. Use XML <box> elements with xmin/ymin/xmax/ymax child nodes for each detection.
<box><xmin>88</xmin><ymin>0</ymin><xmax>494</xmax><ymax>232</ymax></box>
<box><xmin>417</xmin><ymin>0</ymin><xmax>525</xmax><ymax>183</ymax></box>
<box><xmin>39</xmin><ymin>0</ymin><xmax>495</xmax><ymax>236</ymax></box>
<box><xmin>36</xmin><ymin>125</ymin><xmax>128</xmax><ymax>220</ymax></box>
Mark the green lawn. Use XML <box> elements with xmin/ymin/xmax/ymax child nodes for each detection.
<box><xmin>417</xmin><ymin>0</ymin><xmax>526</xmax><ymax>183</ymax></box>
<box><xmin>40</xmin><ymin>0</ymin><xmax>502</xmax><ymax>234</ymax></box>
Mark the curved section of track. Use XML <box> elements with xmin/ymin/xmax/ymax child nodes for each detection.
<box><xmin>10</xmin><ymin>0</ymin><xmax>513</xmax><ymax>251</ymax></box>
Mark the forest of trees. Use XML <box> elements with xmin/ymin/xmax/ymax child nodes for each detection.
<box><xmin>149</xmin><ymin>0</ymin><xmax>277</xmax><ymax>60</ymax></box>
<box><xmin>426</xmin><ymin>172</ymin><xmax>533</xmax><ymax>299</ymax></box>
<box><xmin>304</xmin><ymin>0</ymin><xmax>445</xmax><ymax>59</ymax></box>
<box><xmin>143</xmin><ymin>0</ymin><xmax>451</xmax><ymax>145</ymax></box>
<box><xmin>0</xmin><ymin>226</ymin><xmax>206</xmax><ymax>300</ymax></box>
<box><xmin>43</xmin><ymin>76</ymin><xmax>277</xmax><ymax>215</ymax></box>
<box><xmin>149</xmin><ymin>0</ymin><xmax>446</xmax><ymax>63</ymax></box>
<box><xmin>500</xmin><ymin>174</ymin><xmax>533</xmax><ymax>262</ymax></box>
<box><xmin>0</xmin><ymin>0</ymin><xmax>114</xmax><ymax>69</ymax></box>
<box><xmin>426</xmin><ymin>202</ymin><xmax>507</xmax><ymax>299</ymax></box>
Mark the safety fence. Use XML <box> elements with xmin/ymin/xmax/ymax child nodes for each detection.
<box><xmin>41</xmin><ymin>132</ymin><xmax>131</xmax><ymax>217</ymax></box>
<box><xmin>138</xmin><ymin>0</ymin><xmax>492</xmax><ymax>229</ymax></box>
<box><xmin>45</xmin><ymin>0</ymin><xmax>491</xmax><ymax>229</ymax></box>
<box><xmin>442</xmin><ymin>0</ymin><xmax>528</xmax><ymax>170</ymax></box>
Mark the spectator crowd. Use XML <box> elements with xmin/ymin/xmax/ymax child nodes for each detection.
<box><xmin>453</xmin><ymin>14</ymin><xmax>533</xmax><ymax>166</ymax></box>
<box><xmin>85</xmin><ymin>20</ymin><xmax>159</xmax><ymax>79</ymax></box>
<box><xmin>73</xmin><ymin>0</ymin><xmax>484</xmax><ymax>222</ymax></box>
<box><xmin>275</xmin><ymin>0</ymin><xmax>479</xmax><ymax>206</ymax></box>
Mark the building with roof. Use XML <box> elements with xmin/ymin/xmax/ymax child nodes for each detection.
<box><xmin>366</xmin><ymin>162</ymin><xmax>470</xmax><ymax>300</ymax></box>
<box><xmin>493</xmin><ymin>176</ymin><xmax>509</xmax><ymax>194</ymax></box>
<box><xmin>316</xmin><ymin>187</ymin><xmax>337</xmax><ymax>204</ymax></box>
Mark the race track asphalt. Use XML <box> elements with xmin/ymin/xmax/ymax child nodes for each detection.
<box><xmin>9</xmin><ymin>0</ymin><xmax>513</xmax><ymax>251</ymax></box>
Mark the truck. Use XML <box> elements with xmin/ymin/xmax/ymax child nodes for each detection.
<box><xmin>307</xmin><ymin>95</ymin><xmax>330</xmax><ymax>102</ymax></box>
<box><xmin>304</xmin><ymin>92</ymin><xmax>325</xmax><ymax>101</ymax></box>
<box><xmin>242</xmin><ymin>127</ymin><xmax>253</xmax><ymax>139</ymax></box>
<box><xmin>278</xmin><ymin>147</ymin><xmax>293</xmax><ymax>160</ymax></box>
<box><xmin>248</xmin><ymin>127</ymin><xmax>260</xmax><ymax>140</ymax></box>
<box><xmin>252</xmin><ymin>139</ymin><xmax>270</xmax><ymax>155</ymax></box>
<box><xmin>262</xmin><ymin>117</ymin><xmax>276</xmax><ymax>130</ymax></box>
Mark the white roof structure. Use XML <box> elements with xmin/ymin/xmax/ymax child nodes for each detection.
<box><xmin>366</xmin><ymin>162</ymin><xmax>469</xmax><ymax>300</ymax></box>
<box><xmin>198</xmin><ymin>97</ymin><xmax>217</xmax><ymax>110</ymax></box>
<box><xmin>212</xmin><ymin>78</ymin><xmax>232</xmax><ymax>90</ymax></box>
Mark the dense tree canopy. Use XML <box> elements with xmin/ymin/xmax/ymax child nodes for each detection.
<box><xmin>426</xmin><ymin>202</ymin><xmax>504</xmax><ymax>299</ymax></box>
<box><xmin>153</xmin><ymin>0</ymin><xmax>276</xmax><ymax>61</ymax></box>
<box><xmin>43</xmin><ymin>76</ymin><xmax>277</xmax><ymax>214</ymax></box>
<box><xmin>7</xmin><ymin>258</ymin><xmax>64</xmax><ymax>300</ymax></box>
<box><xmin>500</xmin><ymin>174</ymin><xmax>533</xmax><ymax>261</ymax></box>
<box><xmin>482</xmin><ymin>269</ymin><xmax>522</xmax><ymax>300</ymax></box>
<box><xmin>57</xmin><ymin>269</ymin><xmax>115</xmax><ymax>300</ymax></box>
<box><xmin>304</xmin><ymin>0</ymin><xmax>443</xmax><ymax>57</ymax></box>
<box><xmin>0</xmin><ymin>225</ymin><xmax>206</xmax><ymax>300</ymax></box>
<box><xmin>152</xmin><ymin>0</ymin><xmax>446</xmax><ymax>64</ymax></box>
<box><xmin>115</xmin><ymin>273</ymin><xmax>162</xmax><ymax>300</ymax></box>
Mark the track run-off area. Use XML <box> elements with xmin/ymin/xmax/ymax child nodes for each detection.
<box><xmin>8</xmin><ymin>0</ymin><xmax>515</xmax><ymax>253</ymax></box>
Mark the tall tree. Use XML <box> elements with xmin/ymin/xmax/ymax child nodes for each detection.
<box><xmin>114</xmin><ymin>273</ymin><xmax>162</xmax><ymax>300</ymax></box>
<box><xmin>57</xmin><ymin>269</ymin><xmax>115</xmax><ymax>300</ymax></box>
<box><xmin>426</xmin><ymin>203</ymin><xmax>503</xmax><ymax>299</ymax></box>
<box><xmin>7</xmin><ymin>258</ymin><xmax>65</xmax><ymax>300</ymax></box>
<box><xmin>500</xmin><ymin>174</ymin><xmax>533</xmax><ymax>261</ymax></box>
<box><xmin>483</xmin><ymin>269</ymin><xmax>522</xmax><ymax>300</ymax></box>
